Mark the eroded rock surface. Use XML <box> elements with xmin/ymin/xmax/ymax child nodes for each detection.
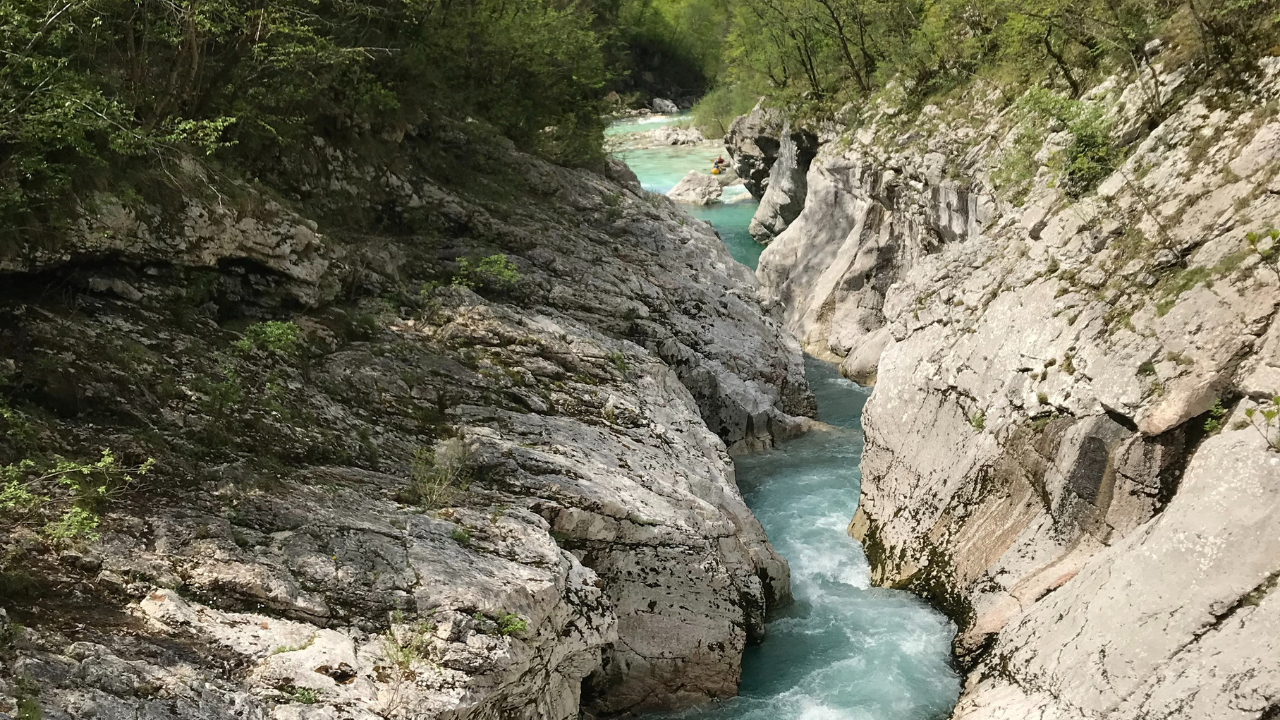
<box><xmin>756</xmin><ymin>54</ymin><xmax>1280</xmax><ymax>719</ymax></box>
<box><xmin>724</xmin><ymin>100</ymin><xmax>819</xmax><ymax>200</ymax></box>
<box><xmin>667</xmin><ymin>170</ymin><xmax>724</xmax><ymax>206</ymax></box>
<box><xmin>0</xmin><ymin>121</ymin><xmax>810</xmax><ymax>719</ymax></box>
<box><xmin>748</xmin><ymin>123</ymin><xmax>813</xmax><ymax>245</ymax></box>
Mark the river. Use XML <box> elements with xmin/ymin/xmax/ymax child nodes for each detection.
<box><xmin>610</xmin><ymin>117</ymin><xmax>961</xmax><ymax>720</ymax></box>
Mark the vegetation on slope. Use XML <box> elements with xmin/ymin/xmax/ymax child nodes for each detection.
<box><xmin>690</xmin><ymin>0</ymin><xmax>1280</xmax><ymax>132</ymax></box>
<box><xmin>0</xmin><ymin>0</ymin><xmax>622</xmax><ymax>242</ymax></box>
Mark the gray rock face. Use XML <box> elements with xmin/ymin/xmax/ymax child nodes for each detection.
<box><xmin>667</xmin><ymin>170</ymin><xmax>724</xmax><ymax>205</ymax></box>
<box><xmin>0</xmin><ymin>120</ymin><xmax>812</xmax><ymax>719</ymax></box>
<box><xmin>748</xmin><ymin>123</ymin><xmax>811</xmax><ymax>244</ymax></box>
<box><xmin>758</xmin><ymin>57</ymin><xmax>1280</xmax><ymax>719</ymax></box>
<box><xmin>724</xmin><ymin>100</ymin><xmax>819</xmax><ymax>200</ymax></box>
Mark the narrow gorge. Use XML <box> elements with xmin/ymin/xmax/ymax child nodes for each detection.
<box><xmin>3</xmin><ymin>2</ymin><xmax>1280</xmax><ymax>720</ymax></box>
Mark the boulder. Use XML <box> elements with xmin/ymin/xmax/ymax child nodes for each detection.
<box><xmin>651</xmin><ymin>97</ymin><xmax>679</xmax><ymax>114</ymax></box>
<box><xmin>667</xmin><ymin>170</ymin><xmax>723</xmax><ymax>205</ymax></box>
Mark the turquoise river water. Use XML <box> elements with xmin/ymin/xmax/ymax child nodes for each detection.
<box><xmin>610</xmin><ymin>119</ymin><xmax>961</xmax><ymax>720</ymax></box>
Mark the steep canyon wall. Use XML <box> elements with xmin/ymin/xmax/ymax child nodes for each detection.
<box><xmin>0</xmin><ymin>122</ymin><xmax>813</xmax><ymax>719</ymax></box>
<box><xmin>752</xmin><ymin>56</ymin><xmax>1280</xmax><ymax>720</ymax></box>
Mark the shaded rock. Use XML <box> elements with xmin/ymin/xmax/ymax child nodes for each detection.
<box><xmin>724</xmin><ymin>100</ymin><xmax>819</xmax><ymax>199</ymax></box>
<box><xmin>748</xmin><ymin>122</ymin><xmax>812</xmax><ymax>244</ymax></box>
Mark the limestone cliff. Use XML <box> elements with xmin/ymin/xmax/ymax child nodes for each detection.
<box><xmin>756</xmin><ymin>53</ymin><xmax>1280</xmax><ymax>719</ymax></box>
<box><xmin>0</xmin><ymin>120</ymin><xmax>812</xmax><ymax>719</ymax></box>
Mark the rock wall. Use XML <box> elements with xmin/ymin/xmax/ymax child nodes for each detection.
<box><xmin>0</xmin><ymin>121</ymin><xmax>811</xmax><ymax>719</ymax></box>
<box><xmin>756</xmin><ymin>55</ymin><xmax>1280</xmax><ymax>719</ymax></box>
<box><xmin>724</xmin><ymin>100</ymin><xmax>819</xmax><ymax>201</ymax></box>
<box><xmin>747</xmin><ymin>123</ymin><xmax>814</xmax><ymax>245</ymax></box>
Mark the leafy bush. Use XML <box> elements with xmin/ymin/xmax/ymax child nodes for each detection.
<box><xmin>453</xmin><ymin>255</ymin><xmax>520</xmax><ymax>295</ymax></box>
<box><xmin>234</xmin><ymin>321</ymin><xmax>302</xmax><ymax>358</ymax></box>
<box><xmin>497</xmin><ymin>612</ymin><xmax>528</xmax><ymax>636</ymax></box>
<box><xmin>410</xmin><ymin>438</ymin><xmax>471</xmax><ymax>510</ymax></box>
<box><xmin>1</xmin><ymin>449</ymin><xmax>156</xmax><ymax>543</ymax></box>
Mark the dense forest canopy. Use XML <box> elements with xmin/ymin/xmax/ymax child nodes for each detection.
<box><xmin>1</xmin><ymin>0</ymin><xmax>1278</xmax><ymax>236</ymax></box>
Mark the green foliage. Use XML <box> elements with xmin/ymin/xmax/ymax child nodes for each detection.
<box><xmin>234</xmin><ymin>321</ymin><xmax>301</xmax><ymax>358</ymax></box>
<box><xmin>708</xmin><ymin>0</ymin><xmax>1279</xmax><ymax>134</ymax></box>
<box><xmin>1</xmin><ymin>448</ymin><xmax>155</xmax><ymax>543</ymax></box>
<box><xmin>1244</xmin><ymin>398</ymin><xmax>1280</xmax><ymax>450</ymax></box>
<box><xmin>1</xmin><ymin>0</ymin><xmax>617</xmax><ymax>236</ymax></box>
<box><xmin>286</xmin><ymin>687</ymin><xmax>320</xmax><ymax>705</ymax></box>
<box><xmin>381</xmin><ymin>611</ymin><xmax>434</xmax><ymax>670</ymax></box>
<box><xmin>1203</xmin><ymin>399</ymin><xmax>1227</xmax><ymax>433</ymax></box>
<box><xmin>496</xmin><ymin>612</ymin><xmax>528</xmax><ymax>636</ymax></box>
<box><xmin>453</xmin><ymin>255</ymin><xmax>520</xmax><ymax>295</ymax></box>
<box><xmin>1002</xmin><ymin>89</ymin><xmax>1122</xmax><ymax>198</ymax></box>
<box><xmin>16</xmin><ymin>697</ymin><xmax>41</xmax><ymax>720</ymax></box>
<box><xmin>614</xmin><ymin>0</ymin><xmax>732</xmax><ymax>93</ymax></box>
<box><xmin>450</xmin><ymin>527</ymin><xmax>473</xmax><ymax>545</ymax></box>
<box><xmin>691</xmin><ymin>83</ymin><xmax>761</xmax><ymax>138</ymax></box>
<box><xmin>409</xmin><ymin>438</ymin><xmax>470</xmax><ymax>510</ymax></box>
<box><xmin>969</xmin><ymin>410</ymin><xmax>986</xmax><ymax>431</ymax></box>
<box><xmin>607</xmin><ymin>351</ymin><xmax>630</xmax><ymax>375</ymax></box>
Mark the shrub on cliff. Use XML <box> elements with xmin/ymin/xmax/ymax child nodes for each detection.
<box><xmin>0</xmin><ymin>0</ymin><xmax>610</xmax><ymax>242</ymax></box>
<box><xmin>708</xmin><ymin>0</ymin><xmax>1280</xmax><ymax>117</ymax></box>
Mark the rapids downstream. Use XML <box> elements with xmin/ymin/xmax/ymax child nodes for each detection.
<box><xmin>610</xmin><ymin>118</ymin><xmax>962</xmax><ymax>720</ymax></box>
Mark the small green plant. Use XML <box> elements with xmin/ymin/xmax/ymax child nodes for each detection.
<box><xmin>1036</xmin><ymin>391</ymin><xmax>1049</xmax><ymax>405</ymax></box>
<box><xmin>450</xmin><ymin>526</ymin><xmax>472</xmax><ymax>545</ymax></box>
<box><xmin>381</xmin><ymin>610</ymin><xmax>434</xmax><ymax>671</ymax></box>
<box><xmin>1137</xmin><ymin>361</ymin><xmax>1156</xmax><ymax>376</ymax></box>
<box><xmin>0</xmin><ymin>399</ymin><xmax>35</xmax><ymax>446</ymax></box>
<box><xmin>1244</xmin><ymin>399</ymin><xmax>1280</xmax><ymax>451</ymax></box>
<box><xmin>1204</xmin><ymin>400</ymin><xmax>1228</xmax><ymax>433</ymax></box>
<box><xmin>453</xmin><ymin>254</ymin><xmax>520</xmax><ymax>294</ymax></box>
<box><xmin>13</xmin><ymin>676</ymin><xmax>41</xmax><ymax>720</ymax></box>
<box><xmin>606</xmin><ymin>351</ymin><xmax>628</xmax><ymax>375</ymax></box>
<box><xmin>409</xmin><ymin>438</ymin><xmax>470</xmax><ymax>509</ymax></box>
<box><xmin>969</xmin><ymin>410</ymin><xmax>986</xmax><ymax>431</ymax></box>
<box><xmin>497</xmin><ymin>612</ymin><xmax>527</xmax><ymax>636</ymax></box>
<box><xmin>287</xmin><ymin>687</ymin><xmax>320</xmax><ymax>705</ymax></box>
<box><xmin>234</xmin><ymin>321</ymin><xmax>301</xmax><ymax>358</ymax></box>
<box><xmin>270</xmin><ymin>634</ymin><xmax>316</xmax><ymax>655</ymax></box>
<box><xmin>1062</xmin><ymin>353</ymin><xmax>1076</xmax><ymax>375</ymax></box>
<box><xmin>16</xmin><ymin>697</ymin><xmax>41</xmax><ymax>720</ymax></box>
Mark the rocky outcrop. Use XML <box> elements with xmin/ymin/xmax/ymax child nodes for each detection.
<box><xmin>604</xmin><ymin>125</ymin><xmax>706</xmax><ymax>153</ymax></box>
<box><xmin>748</xmin><ymin>122</ymin><xmax>816</xmax><ymax>244</ymax></box>
<box><xmin>758</xmin><ymin>54</ymin><xmax>1280</xmax><ymax>719</ymax></box>
<box><xmin>0</xmin><ymin>120</ymin><xmax>811</xmax><ymax>719</ymax></box>
<box><xmin>724</xmin><ymin>100</ymin><xmax>819</xmax><ymax>200</ymax></box>
<box><xmin>667</xmin><ymin>170</ymin><xmax>724</xmax><ymax>205</ymax></box>
<box><xmin>651</xmin><ymin>98</ymin><xmax>680</xmax><ymax>114</ymax></box>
